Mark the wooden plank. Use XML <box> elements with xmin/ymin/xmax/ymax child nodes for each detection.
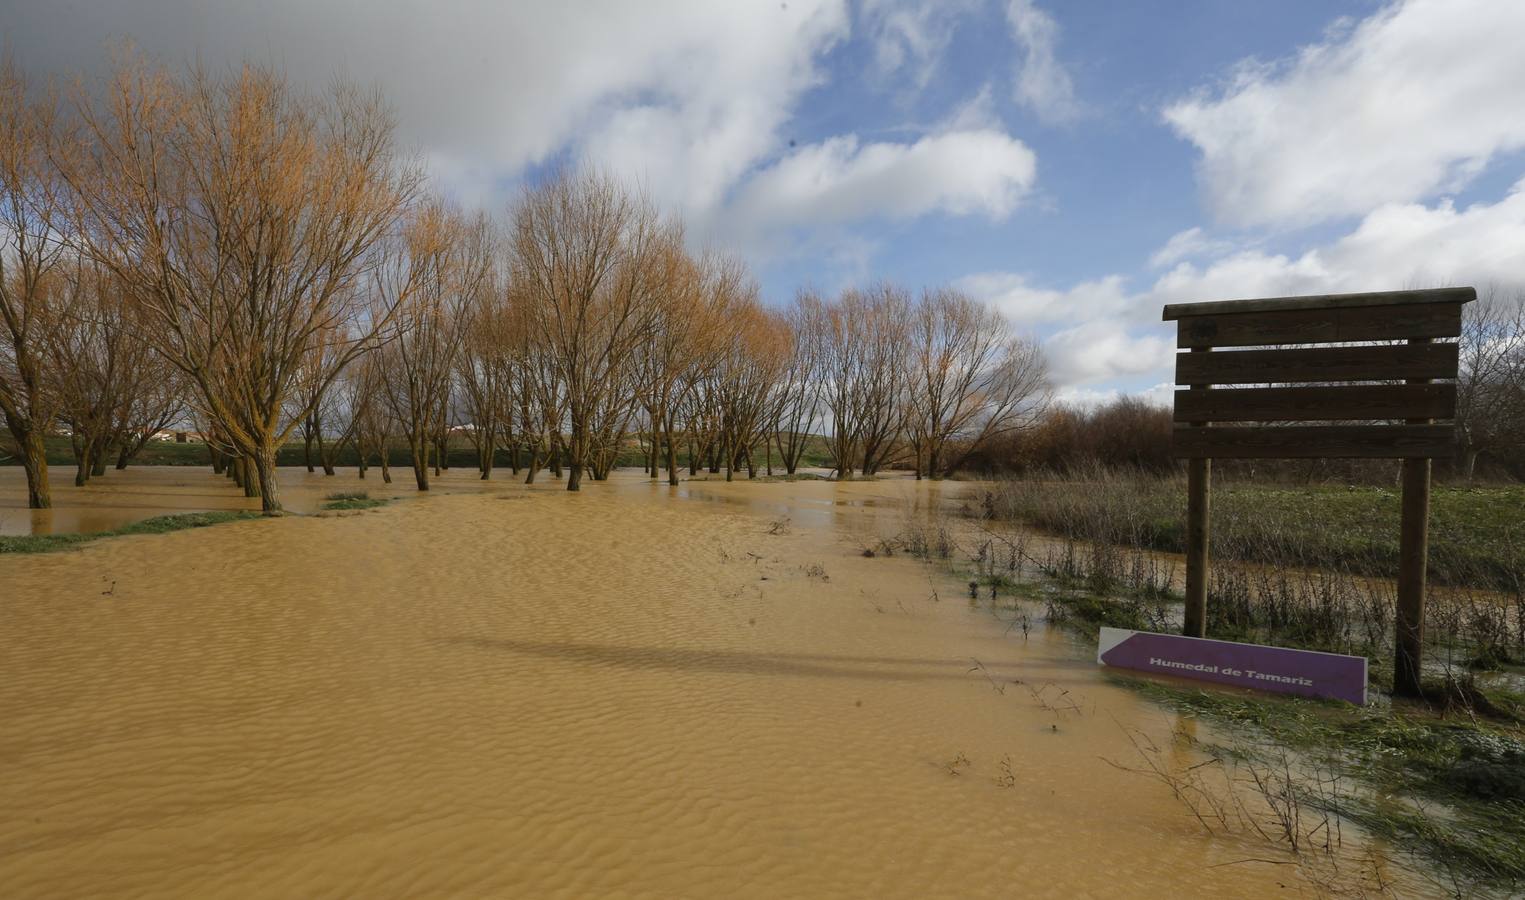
<box><xmin>1394</xmin><ymin>457</ymin><xmax>1431</xmax><ymax>696</ymax></box>
<box><xmin>1183</xmin><ymin>458</ymin><xmax>1210</xmax><ymax>639</ymax></box>
<box><xmin>1174</xmin><ymin>343</ymin><xmax>1459</xmax><ymax>385</ymax></box>
<box><xmin>1172</xmin><ymin>383</ymin><xmax>1456</xmax><ymax>423</ymax></box>
<box><xmin>1174</xmin><ymin>302</ymin><xmax>1461</xmax><ymax>348</ymax></box>
<box><xmin>1393</xmin><ymin>337</ymin><xmax>1435</xmax><ymax>697</ymax></box>
<box><xmin>1170</xmin><ymin>424</ymin><xmax>1454</xmax><ymax>459</ymax></box>
<box><xmin>1162</xmin><ymin>286</ymin><xmax>1475</xmax><ymax>320</ymax></box>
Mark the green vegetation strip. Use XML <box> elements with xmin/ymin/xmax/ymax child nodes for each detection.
<box><xmin>1128</xmin><ymin>677</ymin><xmax>1525</xmax><ymax>886</ymax></box>
<box><xmin>989</xmin><ymin>478</ymin><xmax>1525</xmax><ymax>592</ymax></box>
<box><xmin>0</xmin><ymin>511</ymin><xmax>262</xmax><ymax>555</ymax></box>
<box><xmin>321</xmin><ymin>491</ymin><xmax>389</xmax><ymax>510</ymax></box>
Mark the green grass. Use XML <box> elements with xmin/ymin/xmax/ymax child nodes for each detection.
<box><xmin>1127</xmin><ymin>677</ymin><xmax>1525</xmax><ymax>887</ymax></box>
<box><xmin>321</xmin><ymin>490</ymin><xmax>388</xmax><ymax>511</ymax></box>
<box><xmin>0</xmin><ymin>510</ymin><xmax>262</xmax><ymax>555</ymax></box>
<box><xmin>988</xmin><ymin>475</ymin><xmax>1525</xmax><ymax>592</ymax></box>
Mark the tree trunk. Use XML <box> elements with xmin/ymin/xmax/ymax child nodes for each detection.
<box><xmin>91</xmin><ymin>442</ymin><xmax>109</xmax><ymax>477</ymax></box>
<box><xmin>480</xmin><ymin>437</ymin><xmax>495</xmax><ymax>480</ymax></box>
<box><xmin>411</xmin><ymin>439</ymin><xmax>430</xmax><ymax>491</ymax></box>
<box><xmin>116</xmin><ymin>443</ymin><xmax>132</xmax><ymax>470</ymax></box>
<box><xmin>253</xmin><ymin>445</ymin><xmax>282</xmax><ymax>513</ymax></box>
<box><xmin>13</xmin><ymin>425</ymin><xmax>51</xmax><ymax>508</ymax></box>
<box><xmin>567</xmin><ymin>460</ymin><xmax>583</xmax><ymax>491</ymax></box>
<box><xmin>241</xmin><ymin>455</ymin><xmax>262</xmax><ymax>499</ymax></box>
<box><xmin>74</xmin><ymin>439</ymin><xmax>92</xmax><ymax>487</ymax></box>
<box><xmin>524</xmin><ymin>445</ymin><xmax>540</xmax><ymax>484</ymax></box>
<box><xmin>666</xmin><ymin>431</ymin><xmax>681</xmax><ymax>487</ymax></box>
<box><xmin>317</xmin><ymin>430</ymin><xmax>338</xmax><ymax>476</ymax></box>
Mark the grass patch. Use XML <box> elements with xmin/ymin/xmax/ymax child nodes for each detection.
<box><xmin>985</xmin><ymin>473</ymin><xmax>1525</xmax><ymax>592</ymax></box>
<box><xmin>321</xmin><ymin>490</ymin><xmax>388</xmax><ymax>510</ymax></box>
<box><xmin>1129</xmin><ymin>677</ymin><xmax>1525</xmax><ymax>888</ymax></box>
<box><xmin>0</xmin><ymin>510</ymin><xmax>261</xmax><ymax>555</ymax></box>
<box><xmin>1043</xmin><ymin>589</ymin><xmax>1172</xmax><ymax>638</ymax></box>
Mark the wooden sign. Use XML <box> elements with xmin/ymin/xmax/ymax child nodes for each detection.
<box><xmin>1162</xmin><ymin>286</ymin><xmax>1475</xmax><ymax>698</ymax></box>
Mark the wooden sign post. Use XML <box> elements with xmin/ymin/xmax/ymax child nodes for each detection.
<box><xmin>1162</xmin><ymin>287</ymin><xmax>1475</xmax><ymax>697</ymax></box>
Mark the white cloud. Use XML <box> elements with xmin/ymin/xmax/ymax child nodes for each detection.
<box><xmin>7</xmin><ymin>0</ymin><xmax>851</xmax><ymax>218</ymax></box>
<box><xmin>1164</xmin><ymin>0</ymin><xmax>1525</xmax><ymax>228</ymax></box>
<box><xmin>1148</xmin><ymin>227</ymin><xmax>1237</xmax><ymax>268</ymax></box>
<box><xmin>1149</xmin><ymin>178</ymin><xmax>1525</xmax><ymax>305</ymax></box>
<box><xmin>971</xmin><ymin>177</ymin><xmax>1525</xmax><ymax>390</ymax></box>
<box><xmin>1052</xmin><ymin>385</ymin><xmax>1123</xmax><ymax>408</ymax></box>
<box><xmin>12</xmin><ymin>1</ymin><xmax>1056</xmax><ymax>271</ymax></box>
<box><xmin>1054</xmin><ymin>382</ymin><xmax>1174</xmax><ymax>410</ymax></box>
<box><xmin>728</xmin><ymin>129</ymin><xmax>1038</xmax><ymax>232</ymax></box>
<box><xmin>939</xmin><ymin>83</ymin><xmax>1000</xmax><ymax>133</ymax></box>
<box><xmin>1043</xmin><ymin>321</ymin><xmax>1176</xmax><ymax>387</ymax></box>
<box><xmin>861</xmin><ymin>0</ymin><xmax>982</xmax><ymax>91</ymax></box>
<box><xmin>1006</xmin><ymin>0</ymin><xmax>1079</xmax><ymax>123</ymax></box>
<box><xmin>954</xmin><ymin>272</ymin><xmax>1131</xmax><ymax>324</ymax></box>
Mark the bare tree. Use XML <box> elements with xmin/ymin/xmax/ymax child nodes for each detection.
<box><xmin>374</xmin><ymin>200</ymin><xmax>492</xmax><ymax>490</ymax></box>
<box><xmin>457</xmin><ymin>263</ymin><xmax>514</xmax><ymax>479</ymax></box>
<box><xmin>817</xmin><ymin>284</ymin><xmax>912</xmax><ymax>478</ymax></box>
<box><xmin>714</xmin><ymin>297</ymin><xmax>789</xmax><ymax>481</ymax></box>
<box><xmin>0</xmin><ymin>58</ymin><xmax>68</xmax><ymax>508</ymax></box>
<box><xmin>905</xmin><ymin>287</ymin><xmax>1050</xmax><ymax>478</ymax></box>
<box><xmin>636</xmin><ymin>248</ymin><xmax>737</xmax><ymax>485</ymax></box>
<box><xmin>61</xmin><ymin>59</ymin><xmax>423</xmax><ymax>512</ymax></box>
<box><xmin>348</xmin><ymin>353</ymin><xmax>394</xmax><ymax>483</ymax></box>
<box><xmin>44</xmin><ymin>257</ymin><xmax>179</xmax><ymax>484</ymax></box>
<box><xmin>771</xmin><ymin>291</ymin><xmax>824</xmax><ymax>475</ymax></box>
<box><xmin>510</xmin><ymin>170</ymin><xmax>670</xmax><ymax>491</ymax></box>
<box><xmin>1456</xmin><ymin>287</ymin><xmax>1525</xmax><ymax>481</ymax></box>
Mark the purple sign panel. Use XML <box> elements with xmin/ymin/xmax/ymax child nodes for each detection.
<box><xmin>1097</xmin><ymin>627</ymin><xmax>1368</xmax><ymax>705</ymax></box>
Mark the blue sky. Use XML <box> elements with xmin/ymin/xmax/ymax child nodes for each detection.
<box><xmin>8</xmin><ymin>0</ymin><xmax>1525</xmax><ymax>402</ymax></box>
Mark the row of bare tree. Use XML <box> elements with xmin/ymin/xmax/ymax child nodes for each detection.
<box><xmin>304</xmin><ymin>173</ymin><xmax>1049</xmax><ymax>493</ymax></box>
<box><xmin>2</xmin><ymin>57</ymin><xmax>1051</xmax><ymax>512</ymax></box>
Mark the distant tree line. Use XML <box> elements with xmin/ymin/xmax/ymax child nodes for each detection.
<box><xmin>0</xmin><ymin>55</ymin><xmax>1051</xmax><ymax>512</ymax></box>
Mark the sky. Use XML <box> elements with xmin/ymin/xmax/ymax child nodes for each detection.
<box><xmin>5</xmin><ymin>0</ymin><xmax>1525</xmax><ymax>404</ymax></box>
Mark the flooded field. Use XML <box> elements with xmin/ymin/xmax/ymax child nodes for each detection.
<box><xmin>1</xmin><ymin>468</ymin><xmax>1424</xmax><ymax>896</ymax></box>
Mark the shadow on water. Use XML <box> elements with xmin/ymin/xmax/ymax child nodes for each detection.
<box><xmin>441</xmin><ymin>636</ymin><xmax>1066</xmax><ymax>684</ymax></box>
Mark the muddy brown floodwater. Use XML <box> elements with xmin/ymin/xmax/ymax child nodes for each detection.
<box><xmin>1</xmin><ymin>467</ymin><xmax>1425</xmax><ymax>897</ymax></box>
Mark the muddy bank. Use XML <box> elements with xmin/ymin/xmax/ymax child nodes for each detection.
<box><xmin>0</xmin><ymin>472</ymin><xmax>1420</xmax><ymax>896</ymax></box>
